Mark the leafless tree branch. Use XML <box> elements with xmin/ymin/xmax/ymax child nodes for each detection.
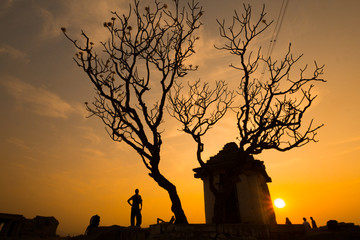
<box><xmin>216</xmin><ymin>4</ymin><xmax>325</xmax><ymax>155</ymax></box>
<box><xmin>62</xmin><ymin>0</ymin><xmax>203</xmax><ymax>224</ymax></box>
<box><xmin>168</xmin><ymin>80</ymin><xmax>234</xmax><ymax>166</ymax></box>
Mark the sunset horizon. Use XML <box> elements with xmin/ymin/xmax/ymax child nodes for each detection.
<box><xmin>1</xmin><ymin>0</ymin><xmax>360</xmax><ymax>237</ymax></box>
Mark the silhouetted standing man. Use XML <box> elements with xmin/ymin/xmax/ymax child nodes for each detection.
<box><xmin>127</xmin><ymin>189</ymin><xmax>142</xmax><ymax>227</ymax></box>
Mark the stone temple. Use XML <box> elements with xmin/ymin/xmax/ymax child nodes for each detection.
<box><xmin>193</xmin><ymin>142</ymin><xmax>277</xmax><ymax>225</ymax></box>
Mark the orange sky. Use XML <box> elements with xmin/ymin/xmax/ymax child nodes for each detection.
<box><xmin>1</xmin><ymin>0</ymin><xmax>360</xmax><ymax>236</ymax></box>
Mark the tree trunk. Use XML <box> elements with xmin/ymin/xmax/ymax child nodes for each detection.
<box><xmin>149</xmin><ymin>169</ymin><xmax>188</xmax><ymax>224</ymax></box>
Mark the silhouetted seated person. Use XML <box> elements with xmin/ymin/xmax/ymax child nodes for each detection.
<box><xmin>303</xmin><ymin>217</ymin><xmax>311</xmax><ymax>230</ymax></box>
<box><xmin>310</xmin><ymin>216</ymin><xmax>317</xmax><ymax>229</ymax></box>
<box><xmin>157</xmin><ymin>216</ymin><xmax>175</xmax><ymax>224</ymax></box>
<box><xmin>285</xmin><ymin>217</ymin><xmax>292</xmax><ymax>225</ymax></box>
<box><xmin>127</xmin><ymin>189</ymin><xmax>142</xmax><ymax>227</ymax></box>
<box><xmin>85</xmin><ymin>215</ymin><xmax>100</xmax><ymax>235</ymax></box>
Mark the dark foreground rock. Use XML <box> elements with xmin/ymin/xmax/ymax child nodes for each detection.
<box><xmin>0</xmin><ymin>213</ymin><xmax>58</xmax><ymax>239</ymax></box>
<box><xmin>62</xmin><ymin>223</ymin><xmax>360</xmax><ymax>240</ymax></box>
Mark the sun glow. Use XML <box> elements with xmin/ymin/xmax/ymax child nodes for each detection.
<box><xmin>274</xmin><ymin>198</ymin><xmax>286</xmax><ymax>208</ymax></box>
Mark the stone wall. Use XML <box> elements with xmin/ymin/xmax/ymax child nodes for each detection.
<box><xmin>0</xmin><ymin>213</ymin><xmax>58</xmax><ymax>239</ymax></box>
<box><xmin>147</xmin><ymin>224</ymin><xmax>270</xmax><ymax>240</ymax></box>
<box><xmin>75</xmin><ymin>224</ymin><xmax>270</xmax><ymax>240</ymax></box>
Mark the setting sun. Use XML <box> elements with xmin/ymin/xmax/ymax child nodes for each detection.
<box><xmin>274</xmin><ymin>198</ymin><xmax>286</xmax><ymax>208</ymax></box>
<box><xmin>1</xmin><ymin>0</ymin><xmax>360</xmax><ymax>236</ymax></box>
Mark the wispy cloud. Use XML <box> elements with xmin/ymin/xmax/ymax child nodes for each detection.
<box><xmin>81</xmin><ymin>147</ymin><xmax>106</xmax><ymax>158</ymax></box>
<box><xmin>0</xmin><ymin>0</ymin><xmax>14</xmax><ymax>14</ymax></box>
<box><xmin>6</xmin><ymin>137</ymin><xmax>31</xmax><ymax>150</ymax></box>
<box><xmin>1</xmin><ymin>76</ymin><xmax>74</xmax><ymax>119</ymax></box>
<box><xmin>331</xmin><ymin>136</ymin><xmax>360</xmax><ymax>146</ymax></box>
<box><xmin>0</xmin><ymin>44</ymin><xmax>30</xmax><ymax>63</ymax></box>
<box><xmin>336</xmin><ymin>146</ymin><xmax>360</xmax><ymax>156</ymax></box>
<box><xmin>36</xmin><ymin>0</ymin><xmax>126</xmax><ymax>43</ymax></box>
<box><xmin>78</xmin><ymin>126</ymin><xmax>103</xmax><ymax>145</ymax></box>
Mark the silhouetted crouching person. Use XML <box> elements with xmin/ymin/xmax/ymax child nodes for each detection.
<box><xmin>128</xmin><ymin>189</ymin><xmax>142</xmax><ymax>227</ymax></box>
<box><xmin>285</xmin><ymin>217</ymin><xmax>292</xmax><ymax>225</ymax></box>
<box><xmin>85</xmin><ymin>214</ymin><xmax>100</xmax><ymax>235</ymax></box>
<box><xmin>310</xmin><ymin>217</ymin><xmax>317</xmax><ymax>229</ymax></box>
<box><xmin>157</xmin><ymin>216</ymin><xmax>175</xmax><ymax>224</ymax></box>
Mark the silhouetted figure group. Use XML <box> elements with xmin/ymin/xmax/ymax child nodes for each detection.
<box><xmin>285</xmin><ymin>216</ymin><xmax>317</xmax><ymax>230</ymax></box>
<box><xmin>84</xmin><ymin>188</ymin><xmax>177</xmax><ymax>231</ymax></box>
<box><xmin>127</xmin><ymin>188</ymin><xmax>142</xmax><ymax>227</ymax></box>
<box><xmin>84</xmin><ymin>188</ymin><xmax>143</xmax><ymax>235</ymax></box>
<box><xmin>303</xmin><ymin>217</ymin><xmax>318</xmax><ymax>229</ymax></box>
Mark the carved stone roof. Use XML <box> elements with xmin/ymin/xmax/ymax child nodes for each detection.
<box><xmin>193</xmin><ymin>142</ymin><xmax>272</xmax><ymax>182</ymax></box>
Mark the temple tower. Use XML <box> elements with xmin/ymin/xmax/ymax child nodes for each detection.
<box><xmin>193</xmin><ymin>142</ymin><xmax>277</xmax><ymax>225</ymax></box>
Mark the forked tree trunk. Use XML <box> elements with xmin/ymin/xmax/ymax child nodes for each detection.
<box><xmin>149</xmin><ymin>168</ymin><xmax>188</xmax><ymax>224</ymax></box>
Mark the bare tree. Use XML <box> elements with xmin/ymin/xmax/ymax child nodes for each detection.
<box><xmin>170</xmin><ymin>4</ymin><xmax>325</xmax><ymax>170</ymax></box>
<box><xmin>62</xmin><ymin>0</ymin><xmax>203</xmax><ymax>224</ymax></box>
<box><xmin>168</xmin><ymin>4</ymin><xmax>325</xmax><ymax>224</ymax></box>
<box><xmin>216</xmin><ymin>4</ymin><xmax>325</xmax><ymax>156</ymax></box>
